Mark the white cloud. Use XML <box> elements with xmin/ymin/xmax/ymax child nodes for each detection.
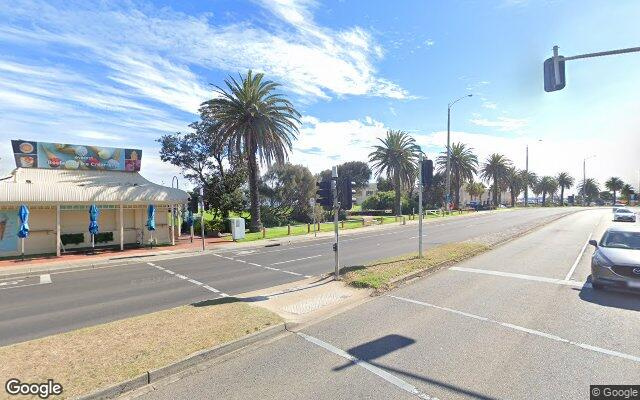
<box><xmin>482</xmin><ymin>101</ymin><xmax>497</xmax><ymax>109</ymax></box>
<box><xmin>0</xmin><ymin>0</ymin><xmax>408</xmax><ymax>105</ymax></box>
<box><xmin>470</xmin><ymin>117</ymin><xmax>527</xmax><ymax>131</ymax></box>
<box><xmin>425</xmin><ymin>39</ymin><xmax>435</xmax><ymax>47</ymax></box>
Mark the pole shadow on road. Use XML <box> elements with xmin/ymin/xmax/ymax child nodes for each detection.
<box><xmin>576</xmin><ymin>277</ymin><xmax>640</xmax><ymax>312</ymax></box>
<box><xmin>334</xmin><ymin>334</ymin><xmax>498</xmax><ymax>400</ymax></box>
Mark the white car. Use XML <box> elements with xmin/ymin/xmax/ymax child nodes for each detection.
<box><xmin>613</xmin><ymin>208</ymin><xmax>637</xmax><ymax>222</ymax></box>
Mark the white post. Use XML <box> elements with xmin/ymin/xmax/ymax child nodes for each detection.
<box><xmin>56</xmin><ymin>205</ymin><xmax>61</xmax><ymax>257</ymax></box>
<box><xmin>418</xmin><ymin>154</ymin><xmax>424</xmax><ymax>258</ymax></box>
<box><xmin>170</xmin><ymin>204</ymin><xmax>175</xmax><ymax>246</ymax></box>
<box><xmin>119</xmin><ymin>204</ymin><xmax>124</xmax><ymax>251</ymax></box>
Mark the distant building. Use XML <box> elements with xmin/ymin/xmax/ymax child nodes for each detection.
<box><xmin>355</xmin><ymin>182</ymin><xmax>377</xmax><ymax>205</ymax></box>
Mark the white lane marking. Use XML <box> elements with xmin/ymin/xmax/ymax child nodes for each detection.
<box><xmin>449</xmin><ymin>267</ymin><xmax>588</xmax><ymax>288</ymax></box>
<box><xmin>264</xmin><ymin>266</ymin><xmax>280</xmax><ymax>271</ymax></box>
<box><xmin>388</xmin><ymin>295</ymin><xmax>640</xmax><ymax>364</ymax></box>
<box><xmin>297</xmin><ymin>332</ymin><xmax>436</xmax><ymax>400</ymax></box>
<box><xmin>146</xmin><ymin>263</ymin><xmax>225</xmax><ymax>297</ymax></box>
<box><xmin>235</xmin><ymin>259</ymin><xmax>247</xmax><ymax>263</ymax></box>
<box><xmin>39</xmin><ymin>274</ymin><xmax>52</xmax><ymax>284</ymax></box>
<box><xmin>215</xmin><ymin>253</ymin><xmax>312</xmax><ymax>279</ymax></box>
<box><xmin>565</xmin><ymin>233</ymin><xmax>593</xmax><ymax>281</ymax></box>
<box><xmin>281</xmin><ymin>270</ymin><xmax>303</xmax><ymax>276</ymax></box>
<box><xmin>0</xmin><ymin>279</ymin><xmax>24</xmax><ymax>287</ymax></box>
<box><xmin>248</xmin><ymin>262</ymin><xmax>262</xmax><ymax>267</ymax></box>
<box><xmin>271</xmin><ymin>255</ymin><xmax>322</xmax><ymax>265</ymax></box>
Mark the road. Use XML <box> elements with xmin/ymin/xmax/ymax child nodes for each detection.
<box><xmin>133</xmin><ymin>208</ymin><xmax>640</xmax><ymax>400</ymax></box>
<box><xmin>1</xmin><ymin>208</ymin><xmax>576</xmax><ymax>345</ymax></box>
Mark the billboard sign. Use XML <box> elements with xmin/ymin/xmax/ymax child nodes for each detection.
<box><xmin>11</xmin><ymin>140</ymin><xmax>142</xmax><ymax>172</ymax></box>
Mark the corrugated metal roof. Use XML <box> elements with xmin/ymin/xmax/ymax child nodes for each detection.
<box><xmin>0</xmin><ymin>168</ymin><xmax>188</xmax><ymax>204</ymax></box>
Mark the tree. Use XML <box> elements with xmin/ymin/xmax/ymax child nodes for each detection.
<box><xmin>505</xmin><ymin>167</ymin><xmax>524</xmax><ymax>207</ymax></box>
<box><xmin>480</xmin><ymin>153</ymin><xmax>511</xmax><ymax>207</ymax></box>
<box><xmin>539</xmin><ymin>176</ymin><xmax>558</xmax><ymax>205</ymax></box>
<box><xmin>605</xmin><ymin>177</ymin><xmax>624</xmax><ymax>204</ymax></box>
<box><xmin>201</xmin><ymin>71</ymin><xmax>301</xmax><ymax>232</ymax></box>
<box><xmin>621</xmin><ymin>183</ymin><xmax>635</xmax><ymax>202</ymax></box>
<box><xmin>465</xmin><ymin>181</ymin><xmax>478</xmax><ymax>201</ymax></box>
<box><xmin>259</xmin><ymin>163</ymin><xmax>316</xmax><ymax>224</ymax></box>
<box><xmin>320</xmin><ymin>161</ymin><xmax>373</xmax><ymax>191</ymax></box>
<box><xmin>579</xmin><ymin>178</ymin><xmax>600</xmax><ymax>204</ymax></box>
<box><xmin>361</xmin><ymin>191</ymin><xmax>396</xmax><ymax>211</ymax></box>
<box><xmin>520</xmin><ymin>171</ymin><xmax>537</xmax><ymax>206</ymax></box>
<box><xmin>376</xmin><ymin>177</ymin><xmax>393</xmax><ymax>191</ymax></box>
<box><xmin>158</xmin><ymin>119</ymin><xmax>246</xmax><ymax>220</ymax></box>
<box><xmin>557</xmin><ymin>172</ymin><xmax>574</xmax><ymax>206</ymax></box>
<box><xmin>476</xmin><ymin>182</ymin><xmax>486</xmax><ymax>203</ymax></box>
<box><xmin>369</xmin><ymin>130</ymin><xmax>421</xmax><ymax>216</ymax></box>
<box><xmin>436</xmin><ymin>142</ymin><xmax>478</xmax><ymax>209</ymax></box>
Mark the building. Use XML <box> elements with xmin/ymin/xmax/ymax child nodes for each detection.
<box><xmin>355</xmin><ymin>182</ymin><xmax>377</xmax><ymax>205</ymax></box>
<box><xmin>0</xmin><ymin>140</ymin><xmax>188</xmax><ymax>257</ymax></box>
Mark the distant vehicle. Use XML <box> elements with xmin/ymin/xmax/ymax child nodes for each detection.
<box><xmin>589</xmin><ymin>225</ymin><xmax>640</xmax><ymax>291</ymax></box>
<box><xmin>613</xmin><ymin>208</ymin><xmax>637</xmax><ymax>222</ymax></box>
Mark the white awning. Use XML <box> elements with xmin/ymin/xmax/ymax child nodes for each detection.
<box><xmin>0</xmin><ymin>168</ymin><xmax>188</xmax><ymax>205</ymax></box>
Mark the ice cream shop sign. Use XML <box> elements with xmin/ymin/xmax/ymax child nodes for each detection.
<box><xmin>11</xmin><ymin>140</ymin><xmax>142</xmax><ymax>172</ymax></box>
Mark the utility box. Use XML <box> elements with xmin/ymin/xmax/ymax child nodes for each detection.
<box><xmin>229</xmin><ymin>218</ymin><xmax>245</xmax><ymax>241</ymax></box>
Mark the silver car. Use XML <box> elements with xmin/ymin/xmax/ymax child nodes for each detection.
<box><xmin>589</xmin><ymin>225</ymin><xmax>640</xmax><ymax>291</ymax></box>
<box><xmin>613</xmin><ymin>207</ymin><xmax>637</xmax><ymax>222</ymax></box>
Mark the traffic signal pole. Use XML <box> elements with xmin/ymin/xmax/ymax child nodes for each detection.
<box><xmin>199</xmin><ymin>187</ymin><xmax>205</xmax><ymax>251</ymax></box>
<box><xmin>418</xmin><ymin>154</ymin><xmax>424</xmax><ymax>258</ymax></box>
<box><xmin>332</xmin><ymin>166</ymin><xmax>340</xmax><ymax>279</ymax></box>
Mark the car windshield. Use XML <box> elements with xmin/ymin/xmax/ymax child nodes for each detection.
<box><xmin>616</xmin><ymin>209</ymin><xmax>633</xmax><ymax>214</ymax></box>
<box><xmin>601</xmin><ymin>231</ymin><xmax>640</xmax><ymax>250</ymax></box>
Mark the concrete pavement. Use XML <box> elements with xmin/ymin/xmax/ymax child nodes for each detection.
<box><xmin>1</xmin><ymin>207</ymin><xmax>578</xmax><ymax>345</ymax></box>
<box><xmin>129</xmin><ymin>208</ymin><xmax>640</xmax><ymax>400</ymax></box>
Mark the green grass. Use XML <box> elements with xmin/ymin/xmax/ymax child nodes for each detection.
<box><xmin>343</xmin><ymin>242</ymin><xmax>489</xmax><ymax>289</ymax></box>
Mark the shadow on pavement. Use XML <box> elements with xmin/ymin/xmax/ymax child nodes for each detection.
<box><xmin>576</xmin><ymin>276</ymin><xmax>640</xmax><ymax>312</ymax></box>
<box><xmin>334</xmin><ymin>334</ymin><xmax>498</xmax><ymax>400</ymax></box>
<box><xmin>190</xmin><ymin>297</ymin><xmax>239</xmax><ymax>307</ymax></box>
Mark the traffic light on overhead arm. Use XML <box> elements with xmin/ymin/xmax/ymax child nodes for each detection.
<box><xmin>316</xmin><ymin>180</ymin><xmax>333</xmax><ymax>210</ymax></box>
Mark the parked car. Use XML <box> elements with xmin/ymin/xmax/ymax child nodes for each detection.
<box><xmin>589</xmin><ymin>225</ymin><xmax>640</xmax><ymax>291</ymax></box>
<box><xmin>613</xmin><ymin>208</ymin><xmax>637</xmax><ymax>222</ymax></box>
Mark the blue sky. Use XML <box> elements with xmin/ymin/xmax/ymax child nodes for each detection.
<box><xmin>1</xmin><ymin>0</ymin><xmax>639</xmax><ymax>193</ymax></box>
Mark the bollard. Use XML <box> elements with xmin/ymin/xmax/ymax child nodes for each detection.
<box><xmin>287</xmin><ymin>225</ymin><xmax>291</xmax><ymax>235</ymax></box>
<box><xmin>317</xmin><ymin>222</ymin><xmax>320</xmax><ymax>231</ymax></box>
<box><xmin>362</xmin><ymin>219</ymin><xmax>365</xmax><ymax>227</ymax></box>
<box><xmin>307</xmin><ymin>223</ymin><xmax>311</xmax><ymax>233</ymax></box>
<box><xmin>403</xmin><ymin>216</ymin><xmax>406</xmax><ymax>225</ymax></box>
<box><xmin>341</xmin><ymin>220</ymin><xmax>344</xmax><ymax>229</ymax></box>
<box><xmin>262</xmin><ymin>227</ymin><xmax>266</xmax><ymax>238</ymax></box>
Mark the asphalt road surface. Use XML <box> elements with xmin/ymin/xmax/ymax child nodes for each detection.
<box><xmin>1</xmin><ymin>208</ymin><xmax>577</xmax><ymax>345</ymax></box>
<box><xmin>133</xmin><ymin>208</ymin><xmax>640</xmax><ymax>400</ymax></box>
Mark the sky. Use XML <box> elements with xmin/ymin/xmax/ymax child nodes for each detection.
<box><xmin>1</xmin><ymin>0</ymin><xmax>639</xmax><ymax>195</ymax></box>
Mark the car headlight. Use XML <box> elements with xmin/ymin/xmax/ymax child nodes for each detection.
<box><xmin>593</xmin><ymin>252</ymin><xmax>613</xmax><ymax>268</ymax></box>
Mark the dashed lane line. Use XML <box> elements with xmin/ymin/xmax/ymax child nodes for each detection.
<box><xmin>146</xmin><ymin>262</ymin><xmax>227</xmax><ymax>297</ymax></box>
<box><xmin>213</xmin><ymin>253</ymin><xmax>313</xmax><ymax>279</ymax></box>
<box><xmin>388</xmin><ymin>295</ymin><xmax>640</xmax><ymax>364</ymax></box>
<box><xmin>565</xmin><ymin>233</ymin><xmax>593</xmax><ymax>281</ymax></box>
<box><xmin>271</xmin><ymin>255</ymin><xmax>322</xmax><ymax>265</ymax></box>
<box><xmin>449</xmin><ymin>267</ymin><xmax>589</xmax><ymax>288</ymax></box>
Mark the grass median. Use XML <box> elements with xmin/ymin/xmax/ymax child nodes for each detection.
<box><xmin>0</xmin><ymin>299</ymin><xmax>281</xmax><ymax>399</ymax></box>
<box><xmin>343</xmin><ymin>241</ymin><xmax>489</xmax><ymax>290</ymax></box>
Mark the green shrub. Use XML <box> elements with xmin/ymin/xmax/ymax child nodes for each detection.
<box><xmin>94</xmin><ymin>232</ymin><xmax>114</xmax><ymax>243</ymax></box>
<box><xmin>61</xmin><ymin>233</ymin><xmax>84</xmax><ymax>246</ymax></box>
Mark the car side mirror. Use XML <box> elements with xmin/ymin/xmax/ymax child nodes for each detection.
<box><xmin>588</xmin><ymin>239</ymin><xmax>598</xmax><ymax>247</ymax></box>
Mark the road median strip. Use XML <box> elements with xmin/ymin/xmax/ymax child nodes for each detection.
<box><xmin>0</xmin><ymin>299</ymin><xmax>282</xmax><ymax>399</ymax></box>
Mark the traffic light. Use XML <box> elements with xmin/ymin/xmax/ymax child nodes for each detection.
<box><xmin>543</xmin><ymin>56</ymin><xmax>566</xmax><ymax>92</ymax></box>
<box><xmin>421</xmin><ymin>159</ymin><xmax>433</xmax><ymax>188</ymax></box>
<box><xmin>188</xmin><ymin>194</ymin><xmax>199</xmax><ymax>213</ymax></box>
<box><xmin>339</xmin><ymin>180</ymin><xmax>357</xmax><ymax>210</ymax></box>
<box><xmin>316</xmin><ymin>180</ymin><xmax>333</xmax><ymax>210</ymax></box>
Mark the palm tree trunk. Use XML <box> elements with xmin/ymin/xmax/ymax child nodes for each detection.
<box><xmin>613</xmin><ymin>191</ymin><xmax>617</xmax><ymax>204</ymax></box>
<box><xmin>542</xmin><ymin>191</ymin><xmax>547</xmax><ymax>205</ymax></box>
<box><xmin>247</xmin><ymin>143</ymin><xmax>262</xmax><ymax>232</ymax></box>
<box><xmin>394</xmin><ymin>172</ymin><xmax>401</xmax><ymax>217</ymax></box>
<box><xmin>511</xmin><ymin>189</ymin><xmax>515</xmax><ymax>207</ymax></box>
<box><xmin>493</xmin><ymin>175</ymin><xmax>498</xmax><ymax>206</ymax></box>
<box><xmin>560</xmin><ymin>186</ymin><xmax>565</xmax><ymax>206</ymax></box>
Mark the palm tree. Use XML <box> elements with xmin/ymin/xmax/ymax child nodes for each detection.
<box><xmin>480</xmin><ymin>154</ymin><xmax>511</xmax><ymax>207</ymax></box>
<box><xmin>465</xmin><ymin>181</ymin><xmax>478</xmax><ymax>201</ymax></box>
<box><xmin>476</xmin><ymin>182</ymin><xmax>486</xmax><ymax>203</ymax></box>
<box><xmin>505</xmin><ymin>167</ymin><xmax>524</xmax><ymax>207</ymax></box>
<box><xmin>201</xmin><ymin>71</ymin><xmax>301</xmax><ymax>232</ymax></box>
<box><xmin>369</xmin><ymin>130</ymin><xmax>421</xmax><ymax>216</ymax></box>
<box><xmin>579</xmin><ymin>178</ymin><xmax>600</xmax><ymax>204</ymax></box>
<box><xmin>436</xmin><ymin>142</ymin><xmax>478</xmax><ymax>209</ymax></box>
<box><xmin>556</xmin><ymin>172</ymin><xmax>574</xmax><ymax>206</ymax></box>
<box><xmin>539</xmin><ymin>176</ymin><xmax>558</xmax><ymax>205</ymax></box>
<box><xmin>621</xmin><ymin>183</ymin><xmax>635</xmax><ymax>202</ymax></box>
<box><xmin>605</xmin><ymin>177</ymin><xmax>624</xmax><ymax>204</ymax></box>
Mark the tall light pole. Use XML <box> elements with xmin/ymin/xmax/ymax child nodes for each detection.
<box><xmin>445</xmin><ymin>94</ymin><xmax>472</xmax><ymax>211</ymax></box>
<box><xmin>524</xmin><ymin>139</ymin><xmax>542</xmax><ymax>207</ymax></box>
<box><xmin>171</xmin><ymin>176</ymin><xmax>179</xmax><ymax>246</ymax></box>
<box><xmin>582</xmin><ymin>155</ymin><xmax>595</xmax><ymax>205</ymax></box>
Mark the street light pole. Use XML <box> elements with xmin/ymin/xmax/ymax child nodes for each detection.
<box><xmin>171</xmin><ymin>176</ymin><xmax>179</xmax><ymax>246</ymax></box>
<box><xmin>525</xmin><ymin>145</ymin><xmax>528</xmax><ymax>207</ymax></box>
<box><xmin>445</xmin><ymin>94</ymin><xmax>472</xmax><ymax>212</ymax></box>
<box><xmin>582</xmin><ymin>155</ymin><xmax>595</xmax><ymax>205</ymax></box>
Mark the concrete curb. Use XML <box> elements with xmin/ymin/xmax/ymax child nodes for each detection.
<box><xmin>375</xmin><ymin>209</ymin><xmax>583</xmax><ymax>293</ymax></box>
<box><xmin>76</xmin><ymin>323</ymin><xmax>286</xmax><ymax>400</ymax></box>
